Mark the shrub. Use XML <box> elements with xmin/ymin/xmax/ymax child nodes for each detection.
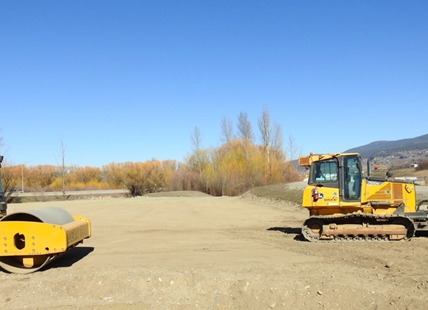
<box><xmin>415</xmin><ymin>159</ymin><xmax>428</xmax><ymax>171</ymax></box>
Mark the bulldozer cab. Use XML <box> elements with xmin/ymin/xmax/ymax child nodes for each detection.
<box><xmin>307</xmin><ymin>154</ymin><xmax>362</xmax><ymax>202</ymax></box>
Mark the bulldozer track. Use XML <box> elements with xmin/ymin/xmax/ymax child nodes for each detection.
<box><xmin>302</xmin><ymin>213</ymin><xmax>415</xmax><ymax>242</ymax></box>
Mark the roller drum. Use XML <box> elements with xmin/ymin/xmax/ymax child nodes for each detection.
<box><xmin>1</xmin><ymin>206</ymin><xmax>75</xmax><ymax>224</ymax></box>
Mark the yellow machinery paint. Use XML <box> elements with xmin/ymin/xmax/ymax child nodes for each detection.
<box><xmin>0</xmin><ymin>207</ymin><xmax>91</xmax><ymax>273</ymax></box>
<box><xmin>301</xmin><ymin>176</ymin><xmax>417</xmax><ymax>216</ymax></box>
<box><xmin>298</xmin><ymin>152</ymin><xmax>428</xmax><ymax>241</ymax></box>
<box><xmin>0</xmin><ymin>156</ymin><xmax>91</xmax><ymax>273</ymax></box>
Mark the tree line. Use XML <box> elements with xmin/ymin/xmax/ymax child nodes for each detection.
<box><xmin>0</xmin><ymin>108</ymin><xmax>302</xmax><ymax>197</ymax></box>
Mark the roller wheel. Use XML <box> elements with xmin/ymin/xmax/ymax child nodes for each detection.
<box><xmin>0</xmin><ymin>254</ymin><xmax>57</xmax><ymax>274</ymax></box>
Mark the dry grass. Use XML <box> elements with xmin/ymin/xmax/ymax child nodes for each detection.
<box><xmin>243</xmin><ymin>184</ymin><xmax>303</xmax><ymax>204</ymax></box>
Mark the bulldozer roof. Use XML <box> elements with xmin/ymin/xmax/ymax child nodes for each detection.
<box><xmin>298</xmin><ymin>153</ymin><xmax>360</xmax><ymax>167</ymax></box>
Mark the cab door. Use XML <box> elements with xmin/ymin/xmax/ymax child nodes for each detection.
<box><xmin>340</xmin><ymin>155</ymin><xmax>362</xmax><ymax>202</ymax></box>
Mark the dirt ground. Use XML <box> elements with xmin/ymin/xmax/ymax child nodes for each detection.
<box><xmin>1</xmin><ymin>188</ymin><xmax>428</xmax><ymax>310</ymax></box>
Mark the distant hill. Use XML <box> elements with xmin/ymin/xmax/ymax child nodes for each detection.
<box><xmin>344</xmin><ymin>134</ymin><xmax>428</xmax><ymax>160</ymax></box>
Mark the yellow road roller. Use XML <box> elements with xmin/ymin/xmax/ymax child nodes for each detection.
<box><xmin>0</xmin><ymin>156</ymin><xmax>91</xmax><ymax>274</ymax></box>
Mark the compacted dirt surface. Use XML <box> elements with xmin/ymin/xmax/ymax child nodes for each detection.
<box><xmin>1</xmin><ymin>187</ymin><xmax>428</xmax><ymax>309</ymax></box>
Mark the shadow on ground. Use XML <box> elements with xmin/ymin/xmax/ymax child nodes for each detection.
<box><xmin>42</xmin><ymin>246</ymin><xmax>94</xmax><ymax>271</ymax></box>
<box><xmin>267</xmin><ymin>226</ymin><xmax>306</xmax><ymax>241</ymax></box>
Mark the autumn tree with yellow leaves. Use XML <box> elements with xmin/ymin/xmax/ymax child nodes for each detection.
<box><xmin>182</xmin><ymin>108</ymin><xmax>300</xmax><ymax>196</ymax></box>
<box><xmin>102</xmin><ymin>160</ymin><xmax>178</xmax><ymax>196</ymax></box>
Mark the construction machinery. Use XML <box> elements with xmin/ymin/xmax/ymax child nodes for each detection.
<box><xmin>0</xmin><ymin>155</ymin><xmax>91</xmax><ymax>273</ymax></box>
<box><xmin>298</xmin><ymin>152</ymin><xmax>428</xmax><ymax>242</ymax></box>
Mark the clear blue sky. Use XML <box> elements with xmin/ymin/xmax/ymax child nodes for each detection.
<box><xmin>1</xmin><ymin>1</ymin><xmax>427</xmax><ymax>167</ymax></box>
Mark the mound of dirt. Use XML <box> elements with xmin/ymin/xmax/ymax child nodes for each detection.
<box><xmin>144</xmin><ymin>190</ymin><xmax>212</xmax><ymax>197</ymax></box>
<box><xmin>241</xmin><ymin>182</ymin><xmax>304</xmax><ymax>205</ymax></box>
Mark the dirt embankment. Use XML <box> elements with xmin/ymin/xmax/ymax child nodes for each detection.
<box><xmin>1</xmin><ymin>186</ymin><xmax>428</xmax><ymax>309</ymax></box>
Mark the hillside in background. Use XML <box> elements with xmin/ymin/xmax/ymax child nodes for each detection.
<box><xmin>344</xmin><ymin>134</ymin><xmax>428</xmax><ymax>167</ymax></box>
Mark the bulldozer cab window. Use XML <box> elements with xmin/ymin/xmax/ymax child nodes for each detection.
<box><xmin>311</xmin><ymin>160</ymin><xmax>338</xmax><ymax>186</ymax></box>
<box><xmin>343</xmin><ymin>156</ymin><xmax>362</xmax><ymax>200</ymax></box>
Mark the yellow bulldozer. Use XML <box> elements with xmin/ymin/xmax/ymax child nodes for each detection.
<box><xmin>0</xmin><ymin>155</ymin><xmax>91</xmax><ymax>273</ymax></box>
<box><xmin>298</xmin><ymin>152</ymin><xmax>428</xmax><ymax>241</ymax></box>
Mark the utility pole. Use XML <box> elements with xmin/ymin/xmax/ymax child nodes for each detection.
<box><xmin>21</xmin><ymin>162</ymin><xmax>30</xmax><ymax>193</ymax></box>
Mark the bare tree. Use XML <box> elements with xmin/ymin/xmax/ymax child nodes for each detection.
<box><xmin>0</xmin><ymin>129</ymin><xmax>9</xmax><ymax>155</ymax></box>
<box><xmin>189</xmin><ymin>126</ymin><xmax>206</xmax><ymax>174</ymax></box>
<box><xmin>272</xmin><ymin>123</ymin><xmax>285</xmax><ymax>161</ymax></box>
<box><xmin>286</xmin><ymin>134</ymin><xmax>298</xmax><ymax>161</ymax></box>
<box><xmin>55</xmin><ymin>137</ymin><xmax>67</xmax><ymax>198</ymax></box>
<box><xmin>237</xmin><ymin>112</ymin><xmax>254</xmax><ymax>142</ymax></box>
<box><xmin>190</xmin><ymin>126</ymin><xmax>202</xmax><ymax>151</ymax></box>
<box><xmin>220</xmin><ymin>116</ymin><xmax>234</xmax><ymax>144</ymax></box>
<box><xmin>0</xmin><ymin>131</ymin><xmax>17</xmax><ymax>202</ymax></box>
<box><xmin>258</xmin><ymin>107</ymin><xmax>271</xmax><ymax>161</ymax></box>
<box><xmin>0</xmin><ymin>164</ymin><xmax>18</xmax><ymax>203</ymax></box>
<box><xmin>258</xmin><ymin>107</ymin><xmax>272</xmax><ymax>153</ymax></box>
